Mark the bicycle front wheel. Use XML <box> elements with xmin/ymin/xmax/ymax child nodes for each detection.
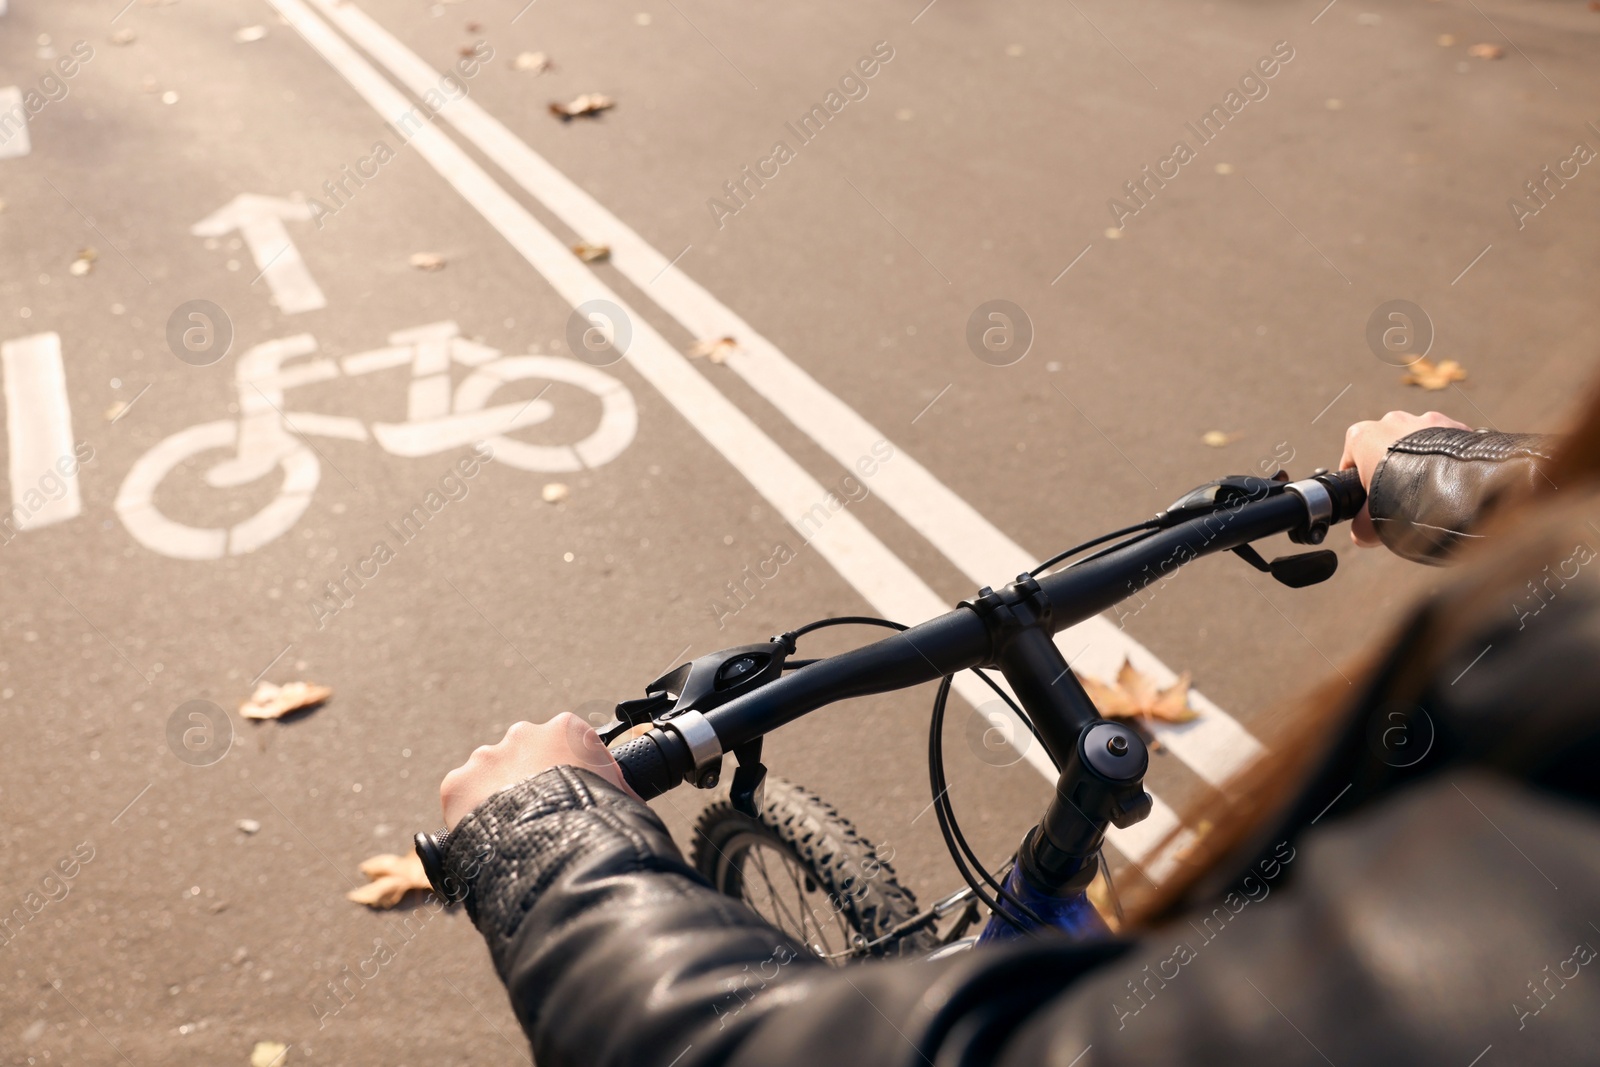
<box><xmin>690</xmin><ymin>777</ymin><xmax>936</xmax><ymax>962</ymax></box>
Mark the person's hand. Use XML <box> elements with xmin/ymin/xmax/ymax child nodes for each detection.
<box><xmin>440</xmin><ymin>713</ymin><xmax>639</xmax><ymax>830</ymax></box>
<box><xmin>1340</xmin><ymin>410</ymin><xmax>1471</xmax><ymax>546</ymax></box>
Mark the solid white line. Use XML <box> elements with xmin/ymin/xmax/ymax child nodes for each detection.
<box><xmin>269</xmin><ymin>0</ymin><xmax>1068</xmax><ymax>755</ymax></box>
<box><xmin>271</xmin><ymin>0</ymin><xmax>1229</xmax><ymax>868</ymax></box>
<box><xmin>302</xmin><ymin>0</ymin><xmax>1264</xmax><ymax>792</ymax></box>
<box><xmin>2</xmin><ymin>332</ymin><xmax>82</xmax><ymax>530</ymax></box>
<box><xmin>0</xmin><ymin>86</ymin><xmax>31</xmax><ymax>160</ymax></box>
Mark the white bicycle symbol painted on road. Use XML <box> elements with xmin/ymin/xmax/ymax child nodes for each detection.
<box><xmin>116</xmin><ymin>321</ymin><xmax>637</xmax><ymax>560</ymax></box>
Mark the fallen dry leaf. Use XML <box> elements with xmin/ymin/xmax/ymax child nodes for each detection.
<box><xmin>250</xmin><ymin>1039</ymin><xmax>289</xmax><ymax>1067</ymax></box>
<box><xmin>1079</xmin><ymin>659</ymin><xmax>1196</xmax><ymax>725</ymax></box>
<box><xmin>1201</xmin><ymin>430</ymin><xmax>1241</xmax><ymax>448</ymax></box>
<box><xmin>1401</xmin><ymin>357</ymin><xmax>1467</xmax><ymax>390</ymax></box>
<box><xmin>240</xmin><ymin>680</ymin><xmax>332</xmax><ymax>721</ymax></box>
<box><xmin>1467</xmin><ymin>42</ymin><xmax>1504</xmax><ymax>59</ymax></box>
<box><xmin>550</xmin><ymin>93</ymin><xmax>615</xmax><ymax>120</ymax></box>
<box><xmin>541</xmin><ymin>481</ymin><xmax>570</xmax><ymax>503</ymax></box>
<box><xmin>688</xmin><ymin>336</ymin><xmax>739</xmax><ymax>364</ymax></box>
<box><xmin>234</xmin><ymin>25</ymin><xmax>269</xmax><ymax>44</ymax></box>
<box><xmin>572</xmin><ymin>241</ymin><xmax>610</xmax><ymax>263</ymax></box>
<box><xmin>409</xmin><ymin>252</ymin><xmax>446</xmax><ymax>271</ymax></box>
<box><xmin>513</xmin><ymin>51</ymin><xmax>553</xmax><ymax>73</ymax></box>
<box><xmin>347</xmin><ymin>851</ymin><xmax>431</xmax><ymax>908</ymax></box>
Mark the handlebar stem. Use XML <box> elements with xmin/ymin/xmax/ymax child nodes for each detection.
<box><xmin>967</xmin><ymin>572</ymin><xmax>1154</xmax><ymax>897</ymax></box>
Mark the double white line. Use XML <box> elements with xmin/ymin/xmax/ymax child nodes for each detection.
<box><xmin>269</xmin><ymin>0</ymin><xmax>1262</xmax><ymax>880</ymax></box>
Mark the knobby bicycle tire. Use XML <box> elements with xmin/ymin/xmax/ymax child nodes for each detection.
<box><xmin>690</xmin><ymin>777</ymin><xmax>939</xmax><ymax>962</ymax></box>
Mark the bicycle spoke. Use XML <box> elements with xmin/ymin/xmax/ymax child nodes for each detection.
<box><xmin>780</xmin><ymin>849</ymin><xmax>838</xmax><ymax>956</ymax></box>
<box><xmin>747</xmin><ymin>847</ymin><xmax>811</xmax><ymax>947</ymax></box>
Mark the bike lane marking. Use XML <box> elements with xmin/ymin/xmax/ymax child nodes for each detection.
<box><xmin>2</xmin><ymin>332</ymin><xmax>82</xmax><ymax>530</ymax></box>
<box><xmin>265</xmin><ymin>0</ymin><xmax>1186</xmax><ymax>872</ymax></box>
<box><xmin>293</xmin><ymin>0</ymin><xmax>1264</xmax><ymax>793</ymax></box>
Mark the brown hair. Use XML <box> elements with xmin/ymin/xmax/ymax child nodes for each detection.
<box><xmin>1123</xmin><ymin>376</ymin><xmax>1600</xmax><ymax>926</ymax></box>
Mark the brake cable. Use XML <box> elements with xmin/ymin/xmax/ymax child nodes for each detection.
<box><xmin>1028</xmin><ymin>518</ymin><xmax>1162</xmax><ymax>577</ymax></box>
<box><xmin>776</xmin><ymin>524</ymin><xmax>1156</xmax><ymax>942</ymax></box>
<box><xmin>929</xmin><ymin>673</ymin><xmax>1047</xmax><ymax>932</ymax></box>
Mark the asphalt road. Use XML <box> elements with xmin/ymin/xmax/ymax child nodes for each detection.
<box><xmin>1</xmin><ymin>0</ymin><xmax>1595</xmax><ymax>1063</ymax></box>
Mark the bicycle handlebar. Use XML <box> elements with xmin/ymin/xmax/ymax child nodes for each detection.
<box><xmin>614</xmin><ymin>469</ymin><xmax>1366</xmax><ymax>801</ymax></box>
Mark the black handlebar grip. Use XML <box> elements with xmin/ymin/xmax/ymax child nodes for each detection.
<box><xmin>612</xmin><ymin>731</ymin><xmax>685</xmax><ymax>800</ymax></box>
<box><xmin>1316</xmin><ymin>468</ymin><xmax>1368</xmax><ymax>523</ymax></box>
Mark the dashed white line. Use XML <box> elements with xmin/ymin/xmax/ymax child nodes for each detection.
<box><xmin>0</xmin><ymin>86</ymin><xmax>30</xmax><ymax>160</ymax></box>
<box><xmin>3</xmin><ymin>332</ymin><xmax>83</xmax><ymax>530</ymax></box>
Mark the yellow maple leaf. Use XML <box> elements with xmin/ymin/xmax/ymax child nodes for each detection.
<box><xmin>1401</xmin><ymin>357</ymin><xmax>1467</xmax><ymax>390</ymax></box>
<box><xmin>240</xmin><ymin>681</ymin><xmax>332</xmax><ymax>721</ymax></box>
<box><xmin>346</xmin><ymin>852</ymin><xmax>432</xmax><ymax>908</ymax></box>
<box><xmin>1079</xmin><ymin>659</ymin><xmax>1196</xmax><ymax>724</ymax></box>
<box><xmin>688</xmin><ymin>336</ymin><xmax>740</xmax><ymax>364</ymax></box>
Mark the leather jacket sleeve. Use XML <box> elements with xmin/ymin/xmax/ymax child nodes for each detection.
<box><xmin>447</xmin><ymin>707</ymin><xmax>1600</xmax><ymax>1066</ymax></box>
<box><xmin>445</xmin><ymin>489</ymin><xmax>1600</xmax><ymax>1067</ymax></box>
<box><xmin>1368</xmin><ymin>427</ymin><xmax>1556</xmax><ymax>563</ymax></box>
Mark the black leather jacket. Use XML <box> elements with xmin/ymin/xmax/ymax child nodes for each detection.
<box><xmin>1368</xmin><ymin>427</ymin><xmax>1557</xmax><ymax>563</ymax></box>
<box><xmin>445</xmin><ymin>428</ymin><xmax>1599</xmax><ymax>1066</ymax></box>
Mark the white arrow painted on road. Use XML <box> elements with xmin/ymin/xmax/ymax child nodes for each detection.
<box><xmin>192</xmin><ymin>195</ymin><xmax>327</xmax><ymax>314</ymax></box>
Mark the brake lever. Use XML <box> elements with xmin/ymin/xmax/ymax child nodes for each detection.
<box><xmin>596</xmin><ymin>692</ymin><xmax>674</xmax><ymax>745</ymax></box>
<box><xmin>594</xmin><ymin>638</ymin><xmax>794</xmax><ymax>751</ymax></box>
<box><xmin>1231</xmin><ymin>543</ymin><xmax>1340</xmax><ymax>588</ymax></box>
